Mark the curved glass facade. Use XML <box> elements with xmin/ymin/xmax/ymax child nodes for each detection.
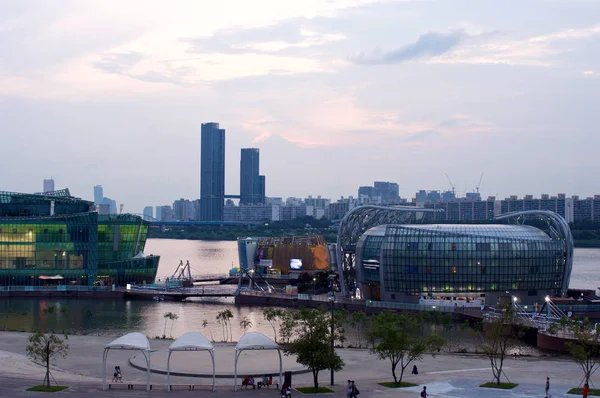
<box><xmin>0</xmin><ymin>190</ymin><xmax>159</xmax><ymax>286</ymax></box>
<box><xmin>355</xmin><ymin>223</ymin><xmax>570</xmax><ymax>303</ymax></box>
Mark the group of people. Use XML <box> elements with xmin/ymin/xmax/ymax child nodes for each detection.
<box><xmin>111</xmin><ymin>366</ymin><xmax>122</xmax><ymax>383</ymax></box>
<box><xmin>242</xmin><ymin>375</ymin><xmax>279</xmax><ymax>390</ymax></box>
<box><xmin>346</xmin><ymin>380</ymin><xmax>359</xmax><ymax>397</ymax></box>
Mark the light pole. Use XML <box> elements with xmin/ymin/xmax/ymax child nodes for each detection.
<box><xmin>328</xmin><ymin>289</ymin><xmax>335</xmax><ymax>386</ymax></box>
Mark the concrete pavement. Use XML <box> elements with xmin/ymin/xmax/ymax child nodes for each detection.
<box><xmin>0</xmin><ymin>332</ymin><xmax>590</xmax><ymax>397</ymax></box>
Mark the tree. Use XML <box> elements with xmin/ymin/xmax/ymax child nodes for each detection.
<box><xmin>240</xmin><ymin>316</ymin><xmax>253</xmax><ymax>333</ymax></box>
<box><xmin>279</xmin><ymin>307</ymin><xmax>344</xmax><ymax>388</ymax></box>
<box><xmin>567</xmin><ymin>318</ymin><xmax>600</xmax><ymax>387</ymax></box>
<box><xmin>350</xmin><ymin>311</ymin><xmax>368</xmax><ymax>348</ymax></box>
<box><xmin>263</xmin><ymin>308</ymin><xmax>283</xmax><ymax>342</ymax></box>
<box><xmin>478</xmin><ymin>305</ymin><xmax>520</xmax><ymax>385</ymax></box>
<box><xmin>163</xmin><ymin>312</ymin><xmax>178</xmax><ymax>338</ymax></box>
<box><xmin>26</xmin><ymin>331</ymin><xmax>69</xmax><ymax>388</ymax></box>
<box><xmin>216</xmin><ymin>309</ymin><xmax>234</xmax><ymax>342</ymax></box>
<box><xmin>367</xmin><ymin>311</ymin><xmax>444</xmax><ymax>385</ymax></box>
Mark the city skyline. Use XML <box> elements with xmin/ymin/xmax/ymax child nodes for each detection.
<box><xmin>2</xmin><ymin>1</ymin><xmax>600</xmax><ymax>211</ymax></box>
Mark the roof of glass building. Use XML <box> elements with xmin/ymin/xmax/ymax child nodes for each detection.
<box><xmin>365</xmin><ymin>223</ymin><xmax>553</xmax><ymax>241</ymax></box>
<box><xmin>0</xmin><ymin>190</ymin><xmax>91</xmax><ymax>204</ymax></box>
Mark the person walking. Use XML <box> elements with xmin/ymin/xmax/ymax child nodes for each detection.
<box><xmin>583</xmin><ymin>383</ymin><xmax>589</xmax><ymax>398</ymax></box>
<box><xmin>351</xmin><ymin>380</ymin><xmax>359</xmax><ymax>397</ymax></box>
<box><xmin>412</xmin><ymin>365</ymin><xmax>418</xmax><ymax>375</ymax></box>
<box><xmin>545</xmin><ymin>376</ymin><xmax>550</xmax><ymax>397</ymax></box>
<box><xmin>421</xmin><ymin>386</ymin><xmax>428</xmax><ymax>397</ymax></box>
<box><xmin>346</xmin><ymin>380</ymin><xmax>353</xmax><ymax>398</ymax></box>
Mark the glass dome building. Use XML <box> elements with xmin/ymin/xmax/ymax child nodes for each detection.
<box><xmin>355</xmin><ymin>221</ymin><xmax>572</xmax><ymax>305</ymax></box>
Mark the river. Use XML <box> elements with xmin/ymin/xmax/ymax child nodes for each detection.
<box><xmin>0</xmin><ymin>239</ymin><xmax>598</xmax><ymax>339</ymax></box>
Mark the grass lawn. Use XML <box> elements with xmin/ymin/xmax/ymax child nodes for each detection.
<box><xmin>480</xmin><ymin>382</ymin><xmax>518</xmax><ymax>389</ymax></box>
<box><xmin>379</xmin><ymin>381</ymin><xmax>418</xmax><ymax>388</ymax></box>
<box><xmin>567</xmin><ymin>387</ymin><xmax>600</xmax><ymax>396</ymax></box>
<box><xmin>296</xmin><ymin>386</ymin><xmax>335</xmax><ymax>393</ymax></box>
<box><xmin>26</xmin><ymin>386</ymin><xmax>69</xmax><ymax>392</ymax></box>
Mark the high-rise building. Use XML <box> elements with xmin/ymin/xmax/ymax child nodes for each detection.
<box><xmin>43</xmin><ymin>178</ymin><xmax>55</xmax><ymax>193</ymax></box>
<box><xmin>259</xmin><ymin>175</ymin><xmax>266</xmax><ymax>204</ymax></box>
<box><xmin>143</xmin><ymin>206</ymin><xmax>153</xmax><ymax>220</ymax></box>
<box><xmin>374</xmin><ymin>181</ymin><xmax>399</xmax><ymax>204</ymax></box>
<box><xmin>200</xmin><ymin>122</ymin><xmax>225</xmax><ymax>221</ymax></box>
<box><xmin>155</xmin><ymin>206</ymin><xmax>163</xmax><ymax>221</ymax></box>
<box><xmin>173</xmin><ymin>198</ymin><xmax>195</xmax><ymax>221</ymax></box>
<box><xmin>93</xmin><ymin>185</ymin><xmax>103</xmax><ymax>205</ymax></box>
<box><xmin>240</xmin><ymin>148</ymin><xmax>261</xmax><ymax>205</ymax></box>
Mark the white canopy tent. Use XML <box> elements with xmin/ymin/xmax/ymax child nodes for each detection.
<box><xmin>234</xmin><ymin>332</ymin><xmax>282</xmax><ymax>392</ymax></box>
<box><xmin>167</xmin><ymin>332</ymin><xmax>216</xmax><ymax>392</ymax></box>
<box><xmin>102</xmin><ymin>332</ymin><xmax>151</xmax><ymax>391</ymax></box>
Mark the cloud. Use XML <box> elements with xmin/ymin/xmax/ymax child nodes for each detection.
<box><xmin>183</xmin><ymin>20</ymin><xmax>345</xmax><ymax>55</ymax></box>
<box><xmin>352</xmin><ymin>30</ymin><xmax>466</xmax><ymax>64</ymax></box>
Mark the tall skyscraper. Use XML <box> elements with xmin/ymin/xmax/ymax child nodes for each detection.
<box><xmin>240</xmin><ymin>148</ymin><xmax>261</xmax><ymax>205</ymax></box>
<box><xmin>200</xmin><ymin>122</ymin><xmax>226</xmax><ymax>221</ymax></box>
<box><xmin>43</xmin><ymin>178</ymin><xmax>55</xmax><ymax>193</ymax></box>
<box><xmin>94</xmin><ymin>185</ymin><xmax>103</xmax><ymax>205</ymax></box>
<box><xmin>259</xmin><ymin>175</ymin><xmax>266</xmax><ymax>204</ymax></box>
<box><xmin>143</xmin><ymin>206</ymin><xmax>153</xmax><ymax>220</ymax></box>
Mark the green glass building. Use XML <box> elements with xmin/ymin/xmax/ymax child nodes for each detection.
<box><xmin>0</xmin><ymin>189</ymin><xmax>159</xmax><ymax>286</ymax></box>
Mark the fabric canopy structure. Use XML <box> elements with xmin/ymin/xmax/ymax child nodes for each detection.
<box><xmin>234</xmin><ymin>332</ymin><xmax>282</xmax><ymax>392</ymax></box>
<box><xmin>167</xmin><ymin>332</ymin><xmax>215</xmax><ymax>392</ymax></box>
<box><xmin>102</xmin><ymin>332</ymin><xmax>151</xmax><ymax>391</ymax></box>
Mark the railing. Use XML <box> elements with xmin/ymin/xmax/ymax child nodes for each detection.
<box><xmin>366</xmin><ymin>300</ymin><xmax>456</xmax><ymax>313</ymax></box>
<box><xmin>0</xmin><ymin>285</ymin><xmax>114</xmax><ymax>292</ymax></box>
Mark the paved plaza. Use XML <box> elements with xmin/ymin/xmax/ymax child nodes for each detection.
<box><xmin>0</xmin><ymin>332</ymin><xmax>592</xmax><ymax>397</ymax></box>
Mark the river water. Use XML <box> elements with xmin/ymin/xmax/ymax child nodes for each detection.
<box><xmin>1</xmin><ymin>239</ymin><xmax>598</xmax><ymax>340</ymax></box>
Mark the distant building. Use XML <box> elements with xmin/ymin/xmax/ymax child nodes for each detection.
<box><xmin>374</xmin><ymin>181</ymin><xmax>400</xmax><ymax>204</ymax></box>
<box><xmin>224</xmin><ymin>204</ymin><xmax>280</xmax><ymax>222</ymax></box>
<box><xmin>100</xmin><ymin>197</ymin><xmax>117</xmax><ymax>214</ymax></box>
<box><xmin>143</xmin><ymin>206</ymin><xmax>153</xmax><ymax>221</ymax></box>
<box><xmin>192</xmin><ymin>199</ymin><xmax>201</xmax><ymax>220</ymax></box>
<box><xmin>499</xmin><ymin>194</ymin><xmax>573</xmax><ymax>223</ymax></box>
<box><xmin>43</xmin><ymin>178</ymin><xmax>55</xmax><ymax>193</ymax></box>
<box><xmin>200</xmin><ymin>122</ymin><xmax>225</xmax><ymax>221</ymax></box>
<box><xmin>93</xmin><ymin>185</ymin><xmax>103</xmax><ymax>205</ymax></box>
<box><xmin>157</xmin><ymin>205</ymin><xmax>174</xmax><ymax>221</ymax></box>
<box><xmin>240</xmin><ymin>148</ymin><xmax>261</xmax><ymax>205</ymax></box>
<box><xmin>329</xmin><ymin>197</ymin><xmax>358</xmax><ymax>220</ymax></box>
<box><xmin>259</xmin><ymin>175</ymin><xmax>266</xmax><ymax>204</ymax></box>
<box><xmin>358</xmin><ymin>186</ymin><xmax>374</xmax><ymax>201</ymax></box>
<box><xmin>173</xmin><ymin>198</ymin><xmax>192</xmax><ymax>221</ymax></box>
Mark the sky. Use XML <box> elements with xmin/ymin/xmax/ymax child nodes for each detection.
<box><xmin>1</xmin><ymin>0</ymin><xmax>599</xmax><ymax>213</ymax></box>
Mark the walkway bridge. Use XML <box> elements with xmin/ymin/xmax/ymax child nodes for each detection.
<box><xmin>124</xmin><ymin>285</ymin><xmax>239</xmax><ymax>301</ymax></box>
<box><xmin>484</xmin><ymin>296</ymin><xmax>568</xmax><ymax>332</ymax></box>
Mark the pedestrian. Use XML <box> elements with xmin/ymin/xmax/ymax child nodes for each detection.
<box><xmin>545</xmin><ymin>376</ymin><xmax>550</xmax><ymax>397</ymax></box>
<box><xmin>412</xmin><ymin>365</ymin><xmax>418</xmax><ymax>375</ymax></box>
<box><xmin>347</xmin><ymin>380</ymin><xmax>353</xmax><ymax>398</ymax></box>
<box><xmin>421</xmin><ymin>386</ymin><xmax>428</xmax><ymax>398</ymax></box>
<box><xmin>112</xmin><ymin>366</ymin><xmax>119</xmax><ymax>383</ymax></box>
<box><xmin>583</xmin><ymin>383</ymin><xmax>589</xmax><ymax>398</ymax></box>
<box><xmin>351</xmin><ymin>380</ymin><xmax>359</xmax><ymax>397</ymax></box>
<box><xmin>285</xmin><ymin>384</ymin><xmax>292</xmax><ymax>398</ymax></box>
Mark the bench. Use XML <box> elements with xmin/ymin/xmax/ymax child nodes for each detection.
<box><xmin>127</xmin><ymin>384</ymin><xmax>153</xmax><ymax>390</ymax></box>
<box><xmin>108</xmin><ymin>383</ymin><xmax>129</xmax><ymax>390</ymax></box>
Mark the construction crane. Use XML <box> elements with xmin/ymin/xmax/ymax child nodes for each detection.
<box><xmin>445</xmin><ymin>173</ymin><xmax>456</xmax><ymax>195</ymax></box>
<box><xmin>475</xmin><ymin>173</ymin><xmax>484</xmax><ymax>194</ymax></box>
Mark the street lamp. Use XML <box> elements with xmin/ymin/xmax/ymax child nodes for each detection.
<box><xmin>328</xmin><ymin>289</ymin><xmax>335</xmax><ymax>386</ymax></box>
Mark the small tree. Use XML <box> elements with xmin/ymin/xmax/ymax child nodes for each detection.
<box><xmin>367</xmin><ymin>311</ymin><xmax>444</xmax><ymax>384</ymax></box>
<box><xmin>478</xmin><ymin>305</ymin><xmax>520</xmax><ymax>385</ymax></box>
<box><xmin>26</xmin><ymin>331</ymin><xmax>69</xmax><ymax>388</ymax></box>
<box><xmin>350</xmin><ymin>311</ymin><xmax>368</xmax><ymax>348</ymax></box>
<box><xmin>567</xmin><ymin>318</ymin><xmax>600</xmax><ymax>387</ymax></box>
<box><xmin>216</xmin><ymin>309</ymin><xmax>234</xmax><ymax>342</ymax></box>
<box><xmin>263</xmin><ymin>308</ymin><xmax>283</xmax><ymax>342</ymax></box>
<box><xmin>163</xmin><ymin>312</ymin><xmax>178</xmax><ymax>338</ymax></box>
<box><xmin>280</xmin><ymin>306</ymin><xmax>344</xmax><ymax>388</ymax></box>
<box><xmin>240</xmin><ymin>316</ymin><xmax>253</xmax><ymax>333</ymax></box>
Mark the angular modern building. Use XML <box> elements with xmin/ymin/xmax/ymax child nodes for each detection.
<box><xmin>0</xmin><ymin>189</ymin><xmax>159</xmax><ymax>286</ymax></box>
<box><xmin>240</xmin><ymin>148</ymin><xmax>261</xmax><ymax>205</ymax></box>
<box><xmin>354</xmin><ymin>216</ymin><xmax>573</xmax><ymax>305</ymax></box>
<box><xmin>200</xmin><ymin>122</ymin><xmax>225</xmax><ymax>221</ymax></box>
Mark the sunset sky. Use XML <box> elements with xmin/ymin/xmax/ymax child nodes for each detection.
<box><xmin>1</xmin><ymin>0</ymin><xmax>599</xmax><ymax>212</ymax></box>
